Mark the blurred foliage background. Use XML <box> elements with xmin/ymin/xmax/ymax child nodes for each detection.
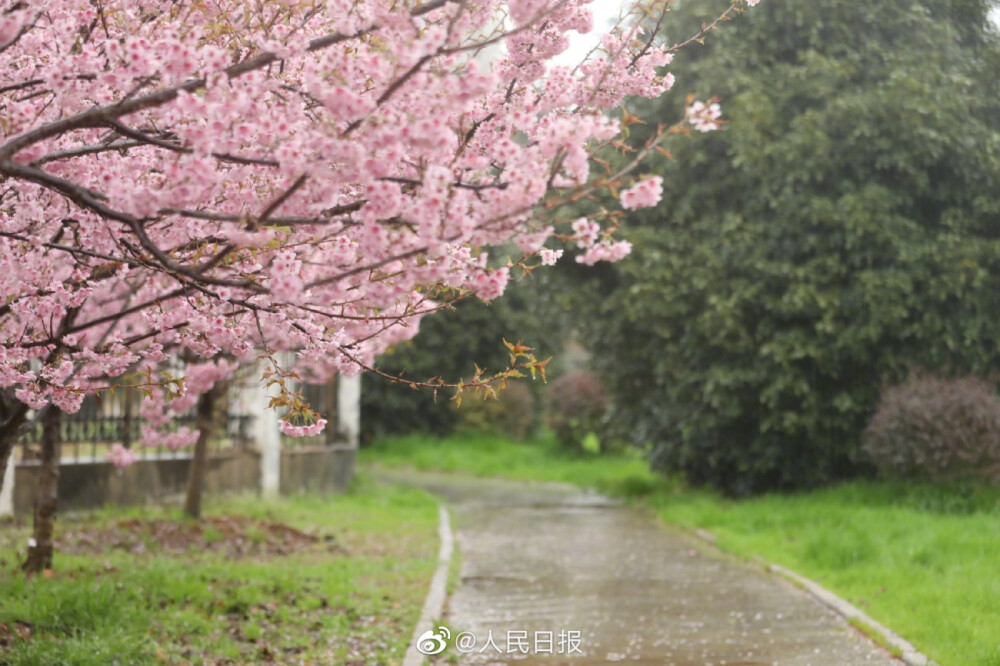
<box><xmin>572</xmin><ymin>0</ymin><xmax>1000</xmax><ymax>495</ymax></box>
<box><xmin>360</xmin><ymin>274</ymin><xmax>572</xmax><ymax>442</ymax></box>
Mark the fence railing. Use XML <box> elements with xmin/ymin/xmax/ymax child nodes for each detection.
<box><xmin>16</xmin><ymin>386</ymin><xmax>251</xmax><ymax>463</ymax></box>
<box><xmin>14</xmin><ymin>373</ymin><xmax>340</xmax><ymax>463</ymax></box>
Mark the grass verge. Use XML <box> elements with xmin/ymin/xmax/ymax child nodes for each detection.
<box><xmin>363</xmin><ymin>431</ymin><xmax>1000</xmax><ymax>666</ymax></box>
<box><xmin>359</xmin><ymin>430</ymin><xmax>665</xmax><ymax>495</ymax></box>
<box><xmin>652</xmin><ymin>481</ymin><xmax>1000</xmax><ymax>666</ymax></box>
<box><xmin>0</xmin><ymin>477</ymin><xmax>439</xmax><ymax>665</ymax></box>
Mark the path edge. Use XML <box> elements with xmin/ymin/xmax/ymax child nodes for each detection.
<box><xmin>402</xmin><ymin>504</ymin><xmax>454</xmax><ymax>666</ymax></box>
<box><xmin>691</xmin><ymin>529</ymin><xmax>936</xmax><ymax>666</ymax></box>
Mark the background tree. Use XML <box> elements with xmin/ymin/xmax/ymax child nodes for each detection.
<box><xmin>578</xmin><ymin>0</ymin><xmax>1000</xmax><ymax>494</ymax></box>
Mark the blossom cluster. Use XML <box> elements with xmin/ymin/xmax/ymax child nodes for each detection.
<box><xmin>687</xmin><ymin>101</ymin><xmax>724</xmax><ymax>133</ymax></box>
<box><xmin>621</xmin><ymin>177</ymin><xmax>665</xmax><ymax>210</ymax></box>
<box><xmin>107</xmin><ymin>444</ymin><xmax>138</xmax><ymax>468</ymax></box>
<box><xmin>278</xmin><ymin>419</ymin><xmax>328</xmax><ymax>438</ymax></box>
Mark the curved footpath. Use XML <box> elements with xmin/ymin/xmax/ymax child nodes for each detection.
<box><xmin>379</xmin><ymin>470</ymin><xmax>904</xmax><ymax>666</ymax></box>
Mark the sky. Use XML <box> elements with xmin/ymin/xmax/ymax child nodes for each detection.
<box><xmin>558</xmin><ymin>2</ymin><xmax>1000</xmax><ymax>66</ymax></box>
<box><xmin>552</xmin><ymin>0</ymin><xmax>630</xmax><ymax>67</ymax></box>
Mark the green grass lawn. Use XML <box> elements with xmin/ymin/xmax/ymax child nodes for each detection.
<box><xmin>0</xmin><ymin>478</ymin><xmax>440</xmax><ymax>665</ymax></box>
<box><xmin>359</xmin><ymin>430</ymin><xmax>663</xmax><ymax>494</ymax></box>
<box><xmin>363</xmin><ymin>431</ymin><xmax>1000</xmax><ymax>666</ymax></box>
<box><xmin>653</xmin><ymin>482</ymin><xmax>1000</xmax><ymax>666</ymax></box>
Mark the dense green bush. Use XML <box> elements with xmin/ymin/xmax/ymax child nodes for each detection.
<box><xmin>863</xmin><ymin>374</ymin><xmax>1000</xmax><ymax>483</ymax></box>
<box><xmin>569</xmin><ymin>0</ymin><xmax>1000</xmax><ymax>494</ymax></box>
<box><xmin>453</xmin><ymin>380</ymin><xmax>536</xmax><ymax>440</ymax></box>
<box><xmin>545</xmin><ymin>371</ymin><xmax>608</xmax><ymax>451</ymax></box>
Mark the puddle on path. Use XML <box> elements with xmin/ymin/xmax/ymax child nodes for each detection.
<box><xmin>375</xmin><ymin>470</ymin><xmax>898</xmax><ymax>666</ymax></box>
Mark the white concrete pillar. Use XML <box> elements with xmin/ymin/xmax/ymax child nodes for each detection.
<box><xmin>249</xmin><ymin>361</ymin><xmax>282</xmax><ymax>499</ymax></box>
<box><xmin>337</xmin><ymin>374</ymin><xmax>361</xmax><ymax>448</ymax></box>
<box><xmin>259</xmin><ymin>415</ymin><xmax>281</xmax><ymax>499</ymax></box>
<box><xmin>0</xmin><ymin>451</ymin><xmax>13</xmax><ymax>517</ymax></box>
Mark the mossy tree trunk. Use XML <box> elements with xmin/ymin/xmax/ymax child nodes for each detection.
<box><xmin>23</xmin><ymin>406</ymin><xmax>60</xmax><ymax>574</ymax></box>
<box><xmin>0</xmin><ymin>394</ymin><xmax>28</xmax><ymax>498</ymax></box>
<box><xmin>184</xmin><ymin>383</ymin><xmax>223</xmax><ymax>519</ymax></box>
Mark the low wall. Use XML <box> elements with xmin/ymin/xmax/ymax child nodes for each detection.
<box><xmin>12</xmin><ymin>445</ymin><xmax>356</xmax><ymax>515</ymax></box>
<box><xmin>280</xmin><ymin>445</ymin><xmax>356</xmax><ymax>494</ymax></box>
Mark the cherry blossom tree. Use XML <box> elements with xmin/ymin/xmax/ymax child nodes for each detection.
<box><xmin>0</xmin><ymin>0</ymin><xmax>759</xmax><ymax>538</ymax></box>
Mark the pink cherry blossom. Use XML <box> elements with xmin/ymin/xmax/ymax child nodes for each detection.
<box><xmin>687</xmin><ymin>100</ymin><xmax>724</xmax><ymax>133</ymax></box>
<box><xmin>107</xmin><ymin>444</ymin><xmax>138</xmax><ymax>468</ymax></box>
<box><xmin>620</xmin><ymin>176</ymin><xmax>665</xmax><ymax>210</ymax></box>
<box><xmin>0</xmin><ymin>0</ymin><xmax>759</xmax><ymax>478</ymax></box>
<box><xmin>540</xmin><ymin>249</ymin><xmax>563</xmax><ymax>266</ymax></box>
<box><xmin>576</xmin><ymin>240</ymin><xmax>633</xmax><ymax>266</ymax></box>
<box><xmin>279</xmin><ymin>419</ymin><xmax>327</xmax><ymax>438</ymax></box>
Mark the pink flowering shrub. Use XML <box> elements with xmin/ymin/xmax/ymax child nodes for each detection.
<box><xmin>545</xmin><ymin>371</ymin><xmax>608</xmax><ymax>451</ymax></box>
<box><xmin>863</xmin><ymin>373</ymin><xmax>1000</xmax><ymax>483</ymax></box>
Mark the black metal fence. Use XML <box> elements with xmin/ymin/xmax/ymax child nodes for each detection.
<box><xmin>15</xmin><ymin>372</ymin><xmax>340</xmax><ymax>463</ymax></box>
<box><xmin>16</xmin><ymin>385</ymin><xmax>252</xmax><ymax>463</ymax></box>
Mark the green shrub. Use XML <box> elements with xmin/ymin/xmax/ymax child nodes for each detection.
<box><xmin>453</xmin><ymin>380</ymin><xmax>536</xmax><ymax>440</ymax></box>
<box><xmin>545</xmin><ymin>371</ymin><xmax>608</xmax><ymax>451</ymax></box>
<box><xmin>863</xmin><ymin>373</ymin><xmax>1000</xmax><ymax>483</ymax></box>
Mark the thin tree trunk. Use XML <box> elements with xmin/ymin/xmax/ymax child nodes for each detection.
<box><xmin>1</xmin><ymin>313</ymin><xmax>76</xmax><ymax>498</ymax></box>
<box><xmin>23</xmin><ymin>406</ymin><xmax>60</xmax><ymax>574</ymax></box>
<box><xmin>0</xmin><ymin>396</ymin><xmax>28</xmax><ymax>498</ymax></box>
<box><xmin>183</xmin><ymin>384</ymin><xmax>222</xmax><ymax>519</ymax></box>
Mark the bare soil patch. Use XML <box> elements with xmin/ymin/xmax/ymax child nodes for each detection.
<box><xmin>56</xmin><ymin>515</ymin><xmax>334</xmax><ymax>558</ymax></box>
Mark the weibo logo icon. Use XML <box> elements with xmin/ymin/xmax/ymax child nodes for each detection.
<box><xmin>415</xmin><ymin>625</ymin><xmax>451</xmax><ymax>655</ymax></box>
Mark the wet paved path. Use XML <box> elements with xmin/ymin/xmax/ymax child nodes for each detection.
<box><xmin>377</xmin><ymin>470</ymin><xmax>898</xmax><ymax>666</ymax></box>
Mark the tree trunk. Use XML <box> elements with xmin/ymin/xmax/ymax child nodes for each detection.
<box><xmin>183</xmin><ymin>384</ymin><xmax>223</xmax><ymax>519</ymax></box>
<box><xmin>23</xmin><ymin>406</ymin><xmax>60</xmax><ymax>574</ymax></box>
<box><xmin>0</xmin><ymin>395</ymin><xmax>28</xmax><ymax>498</ymax></box>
